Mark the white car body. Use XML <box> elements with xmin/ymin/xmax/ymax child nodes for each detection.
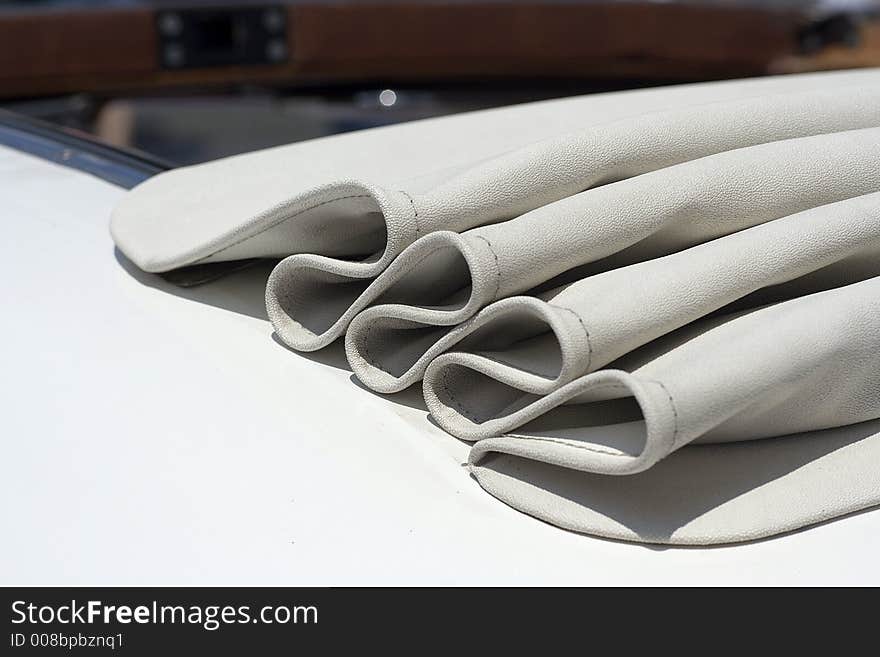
<box><xmin>2</xmin><ymin>138</ymin><xmax>878</xmax><ymax>586</ymax></box>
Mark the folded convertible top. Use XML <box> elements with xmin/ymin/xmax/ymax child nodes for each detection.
<box><xmin>111</xmin><ymin>68</ymin><xmax>880</xmax><ymax>545</ymax></box>
<box><xmin>111</xmin><ymin>68</ymin><xmax>880</xmax><ymax>273</ymax></box>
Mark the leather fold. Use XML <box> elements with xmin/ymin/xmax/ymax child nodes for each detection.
<box><xmin>465</xmin><ymin>277</ymin><xmax>880</xmax><ymax>543</ymax></box>
<box><xmin>413</xmin><ymin>192</ymin><xmax>880</xmax><ymax>430</ymax></box>
<box><xmin>338</xmin><ymin>129</ymin><xmax>880</xmax><ymax>379</ymax></box>
<box><xmin>464</xmin><ymin>275</ymin><xmax>880</xmax><ymax>464</ymax></box>
<box><xmin>468</xmin><ymin>419</ymin><xmax>880</xmax><ymax>545</ymax></box>
<box><xmin>268</xmin><ymin>111</ymin><xmax>880</xmax><ymax>352</ymax></box>
<box><xmin>266</xmin><ymin>231</ymin><xmax>499</xmax><ymax>351</ymax></box>
<box><xmin>111</xmin><ymin>70</ymin><xmax>880</xmax><ymax>274</ymax></box>
<box><xmin>108</xmin><ymin>68</ymin><xmax>880</xmax><ymax>546</ymax></box>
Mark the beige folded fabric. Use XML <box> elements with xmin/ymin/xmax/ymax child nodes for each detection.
<box><xmin>402</xmin><ymin>193</ymin><xmax>880</xmax><ymax>429</ymax></box>
<box><xmin>464</xmin><ymin>276</ymin><xmax>880</xmax><ymax>543</ymax></box>
<box><xmin>272</xmin><ymin>126</ymin><xmax>880</xmax><ymax>351</ymax></box>
<box><xmin>469</xmin><ymin>419</ymin><xmax>880</xmax><ymax>545</ymax></box>
<box><xmin>111</xmin><ymin>69</ymin><xmax>880</xmax><ymax>274</ymax></box>
<box><xmin>109</xmin><ymin>68</ymin><xmax>880</xmax><ymax>546</ymax></box>
<box><xmin>461</xmin><ymin>275</ymin><xmax>880</xmax><ymax>468</ymax></box>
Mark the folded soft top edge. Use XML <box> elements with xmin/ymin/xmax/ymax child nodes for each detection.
<box><xmin>111</xmin><ymin>179</ymin><xmax>417</xmax><ymax>273</ymax></box>
<box><xmin>110</xmin><ymin>69</ymin><xmax>880</xmax><ymax>274</ymax></box>
<box><xmin>467</xmin><ymin>418</ymin><xmax>880</xmax><ymax>545</ymax></box>
<box><xmin>345</xmin><ymin>295</ymin><xmax>590</xmax><ymax>394</ymax></box>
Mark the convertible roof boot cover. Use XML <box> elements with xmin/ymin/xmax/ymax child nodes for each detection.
<box><xmin>110</xmin><ymin>68</ymin><xmax>880</xmax><ymax>545</ymax></box>
<box><xmin>417</xmin><ymin>191</ymin><xmax>880</xmax><ymax>428</ymax></box>
<box><xmin>466</xmin><ymin>277</ymin><xmax>880</xmax><ymax>544</ymax></box>
<box><xmin>111</xmin><ymin>69</ymin><xmax>880</xmax><ymax>274</ymax></box>
<box><xmin>273</xmin><ymin>126</ymin><xmax>880</xmax><ymax>351</ymax></box>
<box><xmin>350</xmin><ymin>165</ymin><xmax>880</xmax><ymax>394</ymax></box>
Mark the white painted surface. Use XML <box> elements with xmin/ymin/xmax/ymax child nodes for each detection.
<box><xmin>1</xmin><ymin>145</ymin><xmax>878</xmax><ymax>585</ymax></box>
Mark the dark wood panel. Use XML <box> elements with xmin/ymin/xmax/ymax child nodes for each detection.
<box><xmin>0</xmin><ymin>2</ymin><xmax>814</xmax><ymax>99</ymax></box>
<box><xmin>291</xmin><ymin>2</ymin><xmax>801</xmax><ymax>76</ymax></box>
<box><xmin>0</xmin><ymin>9</ymin><xmax>157</xmax><ymax>79</ymax></box>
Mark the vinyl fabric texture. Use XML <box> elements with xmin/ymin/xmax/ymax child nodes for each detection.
<box><xmin>111</xmin><ymin>69</ymin><xmax>880</xmax><ymax>545</ymax></box>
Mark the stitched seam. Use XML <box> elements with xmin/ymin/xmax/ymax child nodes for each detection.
<box><xmin>469</xmin><ymin>352</ymin><xmax>560</xmax><ymax>380</ymax></box>
<box><xmin>360</xmin><ymin>321</ymin><xmax>395</xmax><ymax>372</ymax></box>
<box><xmin>361</xmin><ymin>323</ymin><xmax>380</xmax><ymax>369</ymax></box>
<box><xmin>502</xmin><ymin>382</ymin><xmax>634</xmax><ymax>458</ymax></box>
<box><xmin>547</xmin><ymin>303</ymin><xmax>594</xmax><ymax>372</ymax></box>
<box><xmin>355</xmin><ymin>241</ymin><xmax>461</xmax><ymax>370</ymax></box>
<box><xmin>474</xmin><ymin>235</ymin><xmax>502</xmax><ymax>300</ymax></box>
<box><xmin>465</xmin><ymin>303</ymin><xmax>593</xmax><ymax>379</ymax></box>
<box><xmin>645</xmin><ymin>378</ymin><xmax>679</xmax><ymax>446</ymax></box>
<box><xmin>399</xmin><ymin>189</ymin><xmax>420</xmax><ymax>236</ymax></box>
<box><xmin>206</xmin><ymin>193</ymin><xmax>371</xmax><ymax>261</ymax></box>
<box><xmin>501</xmin><ymin>433</ymin><xmax>634</xmax><ymax>459</ymax></box>
<box><xmin>441</xmin><ymin>369</ymin><xmax>482</xmax><ymax>423</ymax></box>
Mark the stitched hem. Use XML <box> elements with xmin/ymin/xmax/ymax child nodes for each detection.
<box><xmin>646</xmin><ymin>378</ymin><xmax>680</xmax><ymax>447</ymax></box>
<box><xmin>398</xmin><ymin>189</ymin><xmax>420</xmax><ymax>237</ymax></box>
<box><xmin>548</xmin><ymin>303</ymin><xmax>594</xmax><ymax>373</ymax></box>
<box><xmin>474</xmin><ymin>235</ymin><xmax>502</xmax><ymax>301</ymax></box>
